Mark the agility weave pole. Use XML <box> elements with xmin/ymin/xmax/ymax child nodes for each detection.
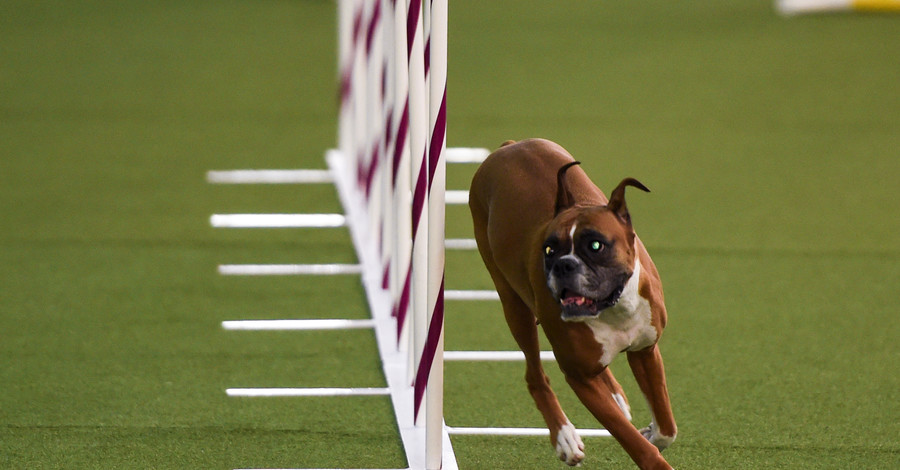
<box><xmin>777</xmin><ymin>0</ymin><xmax>900</xmax><ymax>14</ymax></box>
<box><xmin>332</xmin><ymin>0</ymin><xmax>452</xmax><ymax>468</ymax></box>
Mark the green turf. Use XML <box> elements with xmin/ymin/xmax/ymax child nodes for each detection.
<box><xmin>2</xmin><ymin>0</ymin><xmax>899</xmax><ymax>468</ymax></box>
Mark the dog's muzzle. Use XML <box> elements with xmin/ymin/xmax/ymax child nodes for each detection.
<box><xmin>547</xmin><ymin>256</ymin><xmax>629</xmax><ymax>321</ymax></box>
<box><xmin>557</xmin><ymin>284</ymin><xmax>624</xmax><ymax>320</ymax></box>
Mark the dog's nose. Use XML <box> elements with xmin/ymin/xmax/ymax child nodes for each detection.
<box><xmin>552</xmin><ymin>256</ymin><xmax>580</xmax><ymax>277</ymax></box>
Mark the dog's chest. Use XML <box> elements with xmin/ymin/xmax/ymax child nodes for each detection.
<box><xmin>583</xmin><ymin>260</ymin><xmax>657</xmax><ymax>367</ymax></box>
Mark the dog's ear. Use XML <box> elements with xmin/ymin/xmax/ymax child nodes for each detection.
<box><xmin>555</xmin><ymin>161</ymin><xmax>581</xmax><ymax>215</ymax></box>
<box><xmin>607</xmin><ymin>178</ymin><xmax>650</xmax><ymax>225</ymax></box>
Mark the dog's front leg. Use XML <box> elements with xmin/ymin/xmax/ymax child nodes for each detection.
<box><xmin>521</xmin><ymin>357</ymin><xmax>584</xmax><ymax>466</ymax></box>
<box><xmin>627</xmin><ymin>344</ymin><xmax>677</xmax><ymax>451</ymax></box>
<box><xmin>504</xmin><ymin>313</ymin><xmax>582</xmax><ymax>465</ymax></box>
<box><xmin>565</xmin><ymin>373</ymin><xmax>672</xmax><ymax>470</ymax></box>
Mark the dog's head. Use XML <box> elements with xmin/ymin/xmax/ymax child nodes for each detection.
<box><xmin>542</xmin><ymin>162</ymin><xmax>649</xmax><ymax>321</ymax></box>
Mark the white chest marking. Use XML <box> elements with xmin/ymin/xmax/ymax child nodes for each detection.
<box><xmin>584</xmin><ymin>258</ymin><xmax>657</xmax><ymax>367</ymax></box>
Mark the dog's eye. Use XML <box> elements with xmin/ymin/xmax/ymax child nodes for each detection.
<box><xmin>590</xmin><ymin>240</ymin><xmax>603</xmax><ymax>252</ymax></box>
<box><xmin>544</xmin><ymin>245</ymin><xmax>554</xmax><ymax>256</ymax></box>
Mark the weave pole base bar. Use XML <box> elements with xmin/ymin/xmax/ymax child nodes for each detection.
<box><xmin>206</xmin><ymin>169</ymin><xmax>334</xmax><ymax>184</ymax></box>
<box><xmin>445</xmin><ymin>147</ymin><xmax>489</xmax><ymax>164</ymax></box>
<box><xmin>443</xmin><ymin>238</ymin><xmax>477</xmax><ymax>250</ymax></box>
<box><xmin>210</xmin><ymin>214</ymin><xmax>347</xmax><ymax>228</ymax></box>
<box><xmin>222</xmin><ymin>319</ymin><xmax>376</xmax><ymax>331</ymax></box>
<box><xmin>443</xmin><ymin>350</ymin><xmax>556</xmax><ymax>361</ymax></box>
<box><xmin>447</xmin><ymin>427</ymin><xmax>611</xmax><ymax>438</ymax></box>
<box><xmin>218</xmin><ymin>264</ymin><xmax>363</xmax><ymax>276</ymax></box>
<box><xmin>444</xmin><ymin>290</ymin><xmax>499</xmax><ymax>301</ymax></box>
<box><xmin>226</xmin><ymin>388</ymin><xmax>390</xmax><ymax>397</ymax></box>
<box><xmin>444</xmin><ymin>190</ymin><xmax>469</xmax><ymax>205</ymax></box>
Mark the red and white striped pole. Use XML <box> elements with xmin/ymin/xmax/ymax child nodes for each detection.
<box><xmin>338</xmin><ymin>0</ymin><xmax>364</xmax><ymax>187</ymax></box>
<box><xmin>337</xmin><ymin>0</ymin><xmax>354</xmax><ymax>161</ymax></box>
<box><xmin>413</xmin><ymin>0</ymin><xmax>447</xmax><ymax>468</ymax></box>
<box><xmin>378</xmin><ymin>0</ymin><xmax>396</xmax><ymax>297</ymax></box>
<box><xmin>364</xmin><ymin>0</ymin><xmax>386</xmax><ymax>263</ymax></box>
<box><xmin>389</xmin><ymin>0</ymin><xmax>413</xmax><ymax>352</ymax></box>
<box><xmin>351</xmin><ymin>1</ymin><xmax>369</xmax><ymax>202</ymax></box>
<box><xmin>406</xmin><ymin>0</ymin><xmax>429</xmax><ymax>386</ymax></box>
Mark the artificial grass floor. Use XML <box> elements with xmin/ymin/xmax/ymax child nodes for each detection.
<box><xmin>2</xmin><ymin>0</ymin><xmax>899</xmax><ymax>468</ymax></box>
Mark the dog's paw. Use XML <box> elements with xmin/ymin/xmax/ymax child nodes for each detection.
<box><xmin>555</xmin><ymin>421</ymin><xmax>585</xmax><ymax>466</ymax></box>
<box><xmin>640</xmin><ymin>421</ymin><xmax>676</xmax><ymax>451</ymax></box>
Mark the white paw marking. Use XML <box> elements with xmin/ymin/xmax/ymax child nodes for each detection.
<box><xmin>612</xmin><ymin>392</ymin><xmax>632</xmax><ymax>421</ymax></box>
<box><xmin>555</xmin><ymin>421</ymin><xmax>585</xmax><ymax>466</ymax></box>
<box><xmin>640</xmin><ymin>421</ymin><xmax>676</xmax><ymax>451</ymax></box>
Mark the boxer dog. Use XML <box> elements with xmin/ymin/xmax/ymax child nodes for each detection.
<box><xmin>469</xmin><ymin>139</ymin><xmax>676</xmax><ymax>469</ymax></box>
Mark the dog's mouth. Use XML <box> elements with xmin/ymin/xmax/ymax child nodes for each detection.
<box><xmin>558</xmin><ymin>285</ymin><xmax>624</xmax><ymax>320</ymax></box>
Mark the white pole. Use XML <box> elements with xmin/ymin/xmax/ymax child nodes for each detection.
<box><xmin>351</xmin><ymin>0</ymin><xmax>368</xmax><ymax>200</ymax></box>
<box><xmin>364</xmin><ymin>0</ymin><xmax>385</xmax><ymax>262</ymax></box>
<box><xmin>379</xmin><ymin>0</ymin><xmax>395</xmax><ymax>296</ymax></box>
<box><xmin>407</xmin><ymin>0</ymin><xmax>428</xmax><ymax>386</ymax></box>
<box><xmin>423</xmin><ymin>0</ymin><xmax>446</xmax><ymax>467</ymax></box>
<box><xmin>391</xmin><ymin>0</ymin><xmax>413</xmax><ymax>352</ymax></box>
<box><xmin>337</xmin><ymin>0</ymin><xmax>354</xmax><ymax>160</ymax></box>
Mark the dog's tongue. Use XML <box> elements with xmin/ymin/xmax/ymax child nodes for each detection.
<box><xmin>561</xmin><ymin>295</ymin><xmax>592</xmax><ymax>307</ymax></box>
